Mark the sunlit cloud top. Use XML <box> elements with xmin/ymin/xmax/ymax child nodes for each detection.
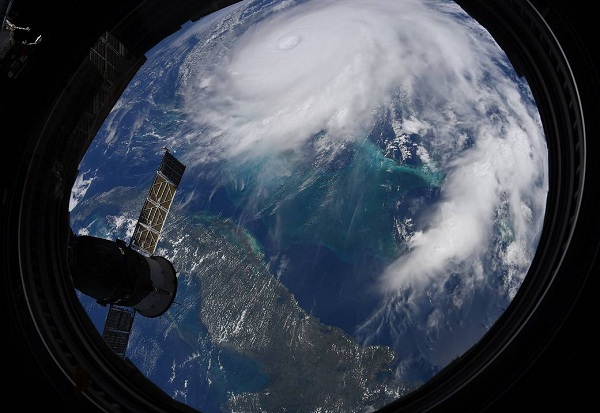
<box><xmin>181</xmin><ymin>0</ymin><xmax>521</xmax><ymax>161</ymax></box>
<box><xmin>177</xmin><ymin>0</ymin><xmax>547</xmax><ymax>297</ymax></box>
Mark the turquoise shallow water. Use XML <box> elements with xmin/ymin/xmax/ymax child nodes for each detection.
<box><xmin>224</xmin><ymin>137</ymin><xmax>442</xmax><ymax>265</ymax></box>
<box><xmin>201</xmin><ymin>135</ymin><xmax>445</xmax><ymax>349</ymax></box>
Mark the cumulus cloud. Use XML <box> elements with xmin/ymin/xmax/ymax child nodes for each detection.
<box><xmin>381</xmin><ymin>115</ymin><xmax>547</xmax><ymax>294</ymax></box>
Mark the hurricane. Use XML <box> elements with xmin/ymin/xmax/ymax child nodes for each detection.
<box><xmin>71</xmin><ymin>0</ymin><xmax>549</xmax><ymax>410</ymax></box>
<box><xmin>177</xmin><ymin>0</ymin><xmax>548</xmax><ymax>363</ymax></box>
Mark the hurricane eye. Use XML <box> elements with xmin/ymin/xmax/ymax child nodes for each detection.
<box><xmin>277</xmin><ymin>34</ymin><xmax>300</xmax><ymax>49</ymax></box>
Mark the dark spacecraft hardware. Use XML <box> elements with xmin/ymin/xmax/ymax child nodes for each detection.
<box><xmin>68</xmin><ymin>149</ymin><xmax>186</xmax><ymax>358</ymax></box>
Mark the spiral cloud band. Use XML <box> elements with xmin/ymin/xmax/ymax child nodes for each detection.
<box><xmin>183</xmin><ymin>0</ymin><xmax>499</xmax><ymax>156</ymax></box>
<box><xmin>176</xmin><ymin>0</ymin><xmax>548</xmax><ymax>369</ymax></box>
<box><xmin>181</xmin><ymin>0</ymin><xmax>547</xmax><ymax>280</ymax></box>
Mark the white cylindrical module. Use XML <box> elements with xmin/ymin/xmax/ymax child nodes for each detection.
<box><xmin>134</xmin><ymin>256</ymin><xmax>178</xmax><ymax>318</ymax></box>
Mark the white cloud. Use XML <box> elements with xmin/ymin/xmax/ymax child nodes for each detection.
<box><xmin>172</xmin><ymin>0</ymin><xmax>548</xmax><ymax>376</ymax></box>
<box><xmin>69</xmin><ymin>169</ymin><xmax>95</xmax><ymax>212</ymax></box>
<box><xmin>178</xmin><ymin>0</ymin><xmax>547</xmax><ymax>288</ymax></box>
<box><xmin>180</xmin><ymin>0</ymin><xmax>500</xmax><ymax>160</ymax></box>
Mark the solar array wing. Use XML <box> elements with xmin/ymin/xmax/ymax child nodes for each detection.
<box><xmin>101</xmin><ymin>305</ymin><xmax>136</xmax><ymax>358</ymax></box>
<box><xmin>130</xmin><ymin>150</ymin><xmax>186</xmax><ymax>255</ymax></box>
<box><xmin>102</xmin><ymin>149</ymin><xmax>185</xmax><ymax>357</ymax></box>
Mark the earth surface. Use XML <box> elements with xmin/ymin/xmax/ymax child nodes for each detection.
<box><xmin>69</xmin><ymin>0</ymin><xmax>549</xmax><ymax>412</ymax></box>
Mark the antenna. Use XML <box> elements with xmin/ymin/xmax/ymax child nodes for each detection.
<box><xmin>69</xmin><ymin>148</ymin><xmax>186</xmax><ymax>358</ymax></box>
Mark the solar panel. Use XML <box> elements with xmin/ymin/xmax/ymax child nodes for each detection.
<box><xmin>130</xmin><ymin>150</ymin><xmax>185</xmax><ymax>255</ymax></box>
<box><xmin>160</xmin><ymin>150</ymin><xmax>186</xmax><ymax>186</ymax></box>
<box><xmin>102</xmin><ymin>305</ymin><xmax>136</xmax><ymax>358</ymax></box>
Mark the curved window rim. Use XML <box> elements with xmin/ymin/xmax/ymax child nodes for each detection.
<box><xmin>4</xmin><ymin>0</ymin><xmax>597</xmax><ymax>412</ymax></box>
